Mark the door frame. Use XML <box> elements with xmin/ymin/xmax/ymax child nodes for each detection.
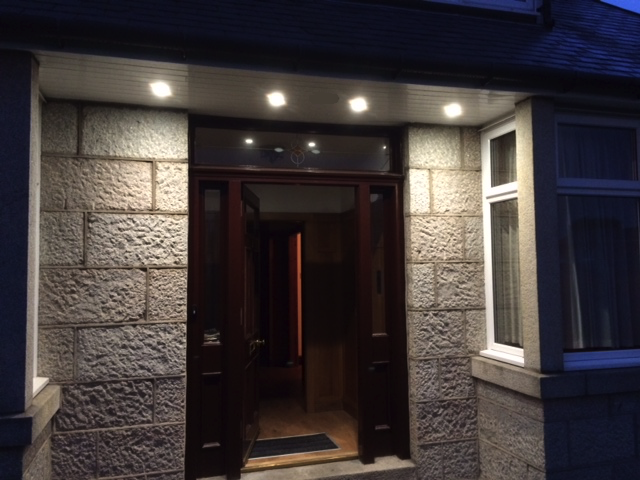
<box><xmin>186</xmin><ymin>118</ymin><xmax>409</xmax><ymax>479</ymax></box>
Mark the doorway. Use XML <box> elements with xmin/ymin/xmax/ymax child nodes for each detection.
<box><xmin>186</xmin><ymin>120</ymin><xmax>409</xmax><ymax>480</ymax></box>
<box><xmin>245</xmin><ymin>184</ymin><xmax>360</xmax><ymax>471</ymax></box>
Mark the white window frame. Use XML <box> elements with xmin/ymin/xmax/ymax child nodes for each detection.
<box><xmin>557</xmin><ymin>113</ymin><xmax>640</xmax><ymax>371</ymax></box>
<box><xmin>480</xmin><ymin>118</ymin><xmax>524</xmax><ymax>367</ymax></box>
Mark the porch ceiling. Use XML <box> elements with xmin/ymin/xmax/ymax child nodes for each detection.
<box><xmin>35</xmin><ymin>51</ymin><xmax>528</xmax><ymax>127</ymax></box>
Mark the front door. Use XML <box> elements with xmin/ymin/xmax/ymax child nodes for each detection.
<box><xmin>240</xmin><ymin>186</ymin><xmax>261</xmax><ymax>464</ymax></box>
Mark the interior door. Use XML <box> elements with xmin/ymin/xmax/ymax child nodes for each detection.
<box><xmin>241</xmin><ymin>185</ymin><xmax>262</xmax><ymax>465</ymax></box>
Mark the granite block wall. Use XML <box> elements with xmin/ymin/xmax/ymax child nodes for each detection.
<box><xmin>404</xmin><ymin>125</ymin><xmax>484</xmax><ymax>480</ymax></box>
<box><xmin>477</xmin><ymin>380</ymin><xmax>640</xmax><ymax>480</ymax></box>
<box><xmin>38</xmin><ymin>102</ymin><xmax>188</xmax><ymax>479</ymax></box>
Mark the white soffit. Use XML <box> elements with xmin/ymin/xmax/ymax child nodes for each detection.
<box><xmin>35</xmin><ymin>51</ymin><xmax>528</xmax><ymax>127</ymax></box>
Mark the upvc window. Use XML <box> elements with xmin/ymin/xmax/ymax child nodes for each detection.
<box><xmin>557</xmin><ymin>115</ymin><xmax>640</xmax><ymax>370</ymax></box>
<box><xmin>480</xmin><ymin>119</ymin><xmax>524</xmax><ymax>367</ymax></box>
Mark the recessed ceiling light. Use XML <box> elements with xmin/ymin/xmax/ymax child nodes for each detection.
<box><xmin>349</xmin><ymin>97</ymin><xmax>368</xmax><ymax>112</ymax></box>
<box><xmin>444</xmin><ymin>103</ymin><xmax>463</xmax><ymax>118</ymax></box>
<box><xmin>245</xmin><ymin>138</ymin><xmax>254</xmax><ymax>145</ymax></box>
<box><xmin>150</xmin><ymin>82</ymin><xmax>172</xmax><ymax>97</ymax></box>
<box><xmin>308</xmin><ymin>142</ymin><xmax>316</xmax><ymax>148</ymax></box>
<box><xmin>267</xmin><ymin>92</ymin><xmax>286</xmax><ymax>107</ymax></box>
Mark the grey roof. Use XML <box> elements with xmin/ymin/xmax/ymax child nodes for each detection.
<box><xmin>1</xmin><ymin>0</ymin><xmax>639</xmax><ymax>96</ymax></box>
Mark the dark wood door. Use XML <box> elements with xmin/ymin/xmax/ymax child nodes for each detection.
<box><xmin>356</xmin><ymin>184</ymin><xmax>410</xmax><ymax>462</ymax></box>
<box><xmin>240</xmin><ymin>185</ymin><xmax>262</xmax><ymax>464</ymax></box>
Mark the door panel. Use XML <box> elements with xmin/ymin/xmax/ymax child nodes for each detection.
<box><xmin>241</xmin><ymin>185</ymin><xmax>261</xmax><ymax>464</ymax></box>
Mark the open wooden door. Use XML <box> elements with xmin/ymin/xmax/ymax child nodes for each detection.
<box><xmin>240</xmin><ymin>185</ymin><xmax>262</xmax><ymax>464</ymax></box>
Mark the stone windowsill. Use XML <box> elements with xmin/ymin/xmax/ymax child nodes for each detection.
<box><xmin>0</xmin><ymin>385</ymin><xmax>61</xmax><ymax>447</ymax></box>
<box><xmin>471</xmin><ymin>355</ymin><xmax>640</xmax><ymax>399</ymax></box>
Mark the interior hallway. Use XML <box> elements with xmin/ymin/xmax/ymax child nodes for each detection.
<box><xmin>244</xmin><ymin>366</ymin><xmax>358</xmax><ymax>472</ymax></box>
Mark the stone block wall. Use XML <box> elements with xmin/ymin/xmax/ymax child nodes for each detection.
<box><xmin>473</xmin><ymin>361</ymin><xmax>640</xmax><ymax>480</ymax></box>
<box><xmin>404</xmin><ymin>125</ymin><xmax>484</xmax><ymax>479</ymax></box>
<box><xmin>477</xmin><ymin>379</ymin><xmax>640</xmax><ymax>480</ymax></box>
<box><xmin>38</xmin><ymin>102</ymin><xmax>188</xmax><ymax>479</ymax></box>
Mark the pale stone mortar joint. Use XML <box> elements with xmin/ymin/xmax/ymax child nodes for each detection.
<box><xmin>40</xmin><ymin>319</ymin><xmax>185</xmax><ymax>329</ymax></box>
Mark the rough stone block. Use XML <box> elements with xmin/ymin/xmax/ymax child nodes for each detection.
<box><xmin>462</xmin><ymin>128</ymin><xmax>481</xmax><ymax>169</ymax></box>
<box><xmin>147</xmin><ymin>472</ymin><xmax>184</xmax><ymax>480</ymax></box>
<box><xmin>55</xmin><ymin>380</ymin><xmax>154</xmax><ymax>431</ymax></box>
<box><xmin>87</xmin><ymin>213</ymin><xmax>188</xmax><ymax>266</ymax></box>
<box><xmin>408</xmin><ymin>126</ymin><xmax>461</xmax><ymax>169</ymax></box>
<box><xmin>416</xmin><ymin>399</ymin><xmax>477</xmax><ymax>442</ymax></box>
<box><xmin>479</xmin><ymin>440</ymin><xmax>527</xmax><ymax>480</ymax></box>
<box><xmin>24</xmin><ymin>438</ymin><xmax>52</xmax><ymax>480</ymax></box>
<box><xmin>409</xmin><ymin>359</ymin><xmax>440</xmax><ymax>401</ymax></box>
<box><xmin>476</xmin><ymin>381</ymin><xmax>543</xmax><ymax>422</ymax></box>
<box><xmin>41</xmin><ymin>157</ymin><xmax>152</xmax><ymax>211</ymax></box>
<box><xmin>441</xmin><ymin>357</ymin><xmax>474</xmax><ymax>399</ymax></box>
<box><xmin>38</xmin><ymin>328</ymin><xmax>74</xmax><ymax>381</ymax></box>
<box><xmin>42</xmin><ymin>102</ymin><xmax>77</xmax><ymax>154</ymax></box>
<box><xmin>155</xmin><ymin>377</ymin><xmax>186</xmax><ymax>423</ymax></box>
<box><xmin>405</xmin><ymin>168</ymin><xmax>430</xmax><ymax>215</ymax></box>
<box><xmin>408</xmin><ymin>310</ymin><xmax>466</xmax><ymax>358</ymax></box>
<box><xmin>465</xmin><ymin>309</ymin><xmax>486</xmax><ymax>354</ymax></box>
<box><xmin>569</xmin><ymin>415</ymin><xmax>635</xmax><ymax>466</ymax></box>
<box><xmin>478</xmin><ymin>398</ymin><xmax>567</xmax><ymax>470</ymax></box>
<box><xmin>442</xmin><ymin>440</ymin><xmax>479</xmax><ymax>479</ymax></box>
<box><xmin>544</xmin><ymin>396</ymin><xmax>608</xmax><ymax>422</ymax></box>
<box><xmin>464</xmin><ymin>216</ymin><xmax>484</xmax><ymax>261</ymax></box>
<box><xmin>76</xmin><ymin>323</ymin><xmax>186</xmax><ymax>381</ymax></box>
<box><xmin>406</xmin><ymin>263</ymin><xmax>436</xmax><ymax>309</ymax></box>
<box><xmin>432</xmin><ymin>170</ymin><xmax>481</xmax><ymax>215</ymax></box>
<box><xmin>156</xmin><ymin>162</ymin><xmax>188</xmax><ymax>212</ymax></box>
<box><xmin>40</xmin><ymin>212</ymin><xmax>84</xmax><ymax>266</ymax></box>
<box><xmin>81</xmin><ymin>106</ymin><xmax>188</xmax><ymax>159</ymax></box>
<box><xmin>436</xmin><ymin>263</ymin><xmax>484</xmax><ymax>309</ymax></box>
<box><xmin>406</xmin><ymin>216</ymin><xmax>464</xmax><ymax>261</ymax></box>
<box><xmin>149</xmin><ymin>269</ymin><xmax>187</xmax><ymax>320</ymax></box>
<box><xmin>51</xmin><ymin>431</ymin><xmax>97</xmax><ymax>479</ymax></box>
<box><xmin>97</xmin><ymin>424</ymin><xmax>185</xmax><ymax>477</ymax></box>
<box><xmin>39</xmin><ymin>268</ymin><xmax>146</xmax><ymax>325</ymax></box>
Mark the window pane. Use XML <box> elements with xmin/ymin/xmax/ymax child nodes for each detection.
<box><xmin>204</xmin><ymin>189</ymin><xmax>222</xmax><ymax>343</ymax></box>
<box><xmin>558</xmin><ymin>125</ymin><xmax>637</xmax><ymax>180</ymax></box>
<box><xmin>491</xmin><ymin>199</ymin><xmax>522</xmax><ymax>348</ymax></box>
<box><xmin>490</xmin><ymin>130</ymin><xmax>516</xmax><ymax>187</ymax></box>
<box><xmin>194</xmin><ymin>127</ymin><xmax>391</xmax><ymax>172</ymax></box>
<box><xmin>559</xmin><ymin>196</ymin><xmax>640</xmax><ymax>351</ymax></box>
<box><xmin>370</xmin><ymin>193</ymin><xmax>386</xmax><ymax>334</ymax></box>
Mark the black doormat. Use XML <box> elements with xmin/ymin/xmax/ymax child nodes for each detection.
<box><xmin>249</xmin><ymin>433</ymin><xmax>339</xmax><ymax>459</ymax></box>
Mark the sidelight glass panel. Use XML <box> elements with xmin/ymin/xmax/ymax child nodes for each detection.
<box><xmin>491</xmin><ymin>199</ymin><xmax>522</xmax><ymax>348</ymax></box>
<box><xmin>370</xmin><ymin>193</ymin><xmax>387</xmax><ymax>334</ymax></box>
<box><xmin>204</xmin><ymin>189</ymin><xmax>222</xmax><ymax>343</ymax></box>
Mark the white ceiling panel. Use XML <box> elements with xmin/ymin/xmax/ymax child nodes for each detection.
<box><xmin>36</xmin><ymin>51</ymin><xmax>528</xmax><ymax>127</ymax></box>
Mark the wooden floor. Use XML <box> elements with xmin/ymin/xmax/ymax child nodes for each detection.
<box><xmin>243</xmin><ymin>367</ymin><xmax>358</xmax><ymax>472</ymax></box>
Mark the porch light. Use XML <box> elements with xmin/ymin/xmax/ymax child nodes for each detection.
<box><xmin>444</xmin><ymin>103</ymin><xmax>462</xmax><ymax>118</ymax></box>
<box><xmin>349</xmin><ymin>97</ymin><xmax>368</xmax><ymax>112</ymax></box>
<box><xmin>150</xmin><ymin>82</ymin><xmax>172</xmax><ymax>97</ymax></box>
<box><xmin>267</xmin><ymin>92</ymin><xmax>286</xmax><ymax>107</ymax></box>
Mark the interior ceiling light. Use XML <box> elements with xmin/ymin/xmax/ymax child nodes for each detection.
<box><xmin>444</xmin><ymin>103</ymin><xmax>463</xmax><ymax>118</ymax></box>
<box><xmin>267</xmin><ymin>92</ymin><xmax>286</xmax><ymax>107</ymax></box>
<box><xmin>150</xmin><ymin>82</ymin><xmax>172</xmax><ymax>97</ymax></box>
<box><xmin>349</xmin><ymin>97</ymin><xmax>368</xmax><ymax>112</ymax></box>
<box><xmin>245</xmin><ymin>138</ymin><xmax>254</xmax><ymax>144</ymax></box>
<box><xmin>308</xmin><ymin>142</ymin><xmax>316</xmax><ymax>148</ymax></box>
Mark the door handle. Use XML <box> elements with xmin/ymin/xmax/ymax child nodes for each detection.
<box><xmin>251</xmin><ymin>339</ymin><xmax>266</xmax><ymax>349</ymax></box>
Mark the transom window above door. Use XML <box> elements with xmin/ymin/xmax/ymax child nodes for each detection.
<box><xmin>192</xmin><ymin>121</ymin><xmax>399</xmax><ymax>173</ymax></box>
